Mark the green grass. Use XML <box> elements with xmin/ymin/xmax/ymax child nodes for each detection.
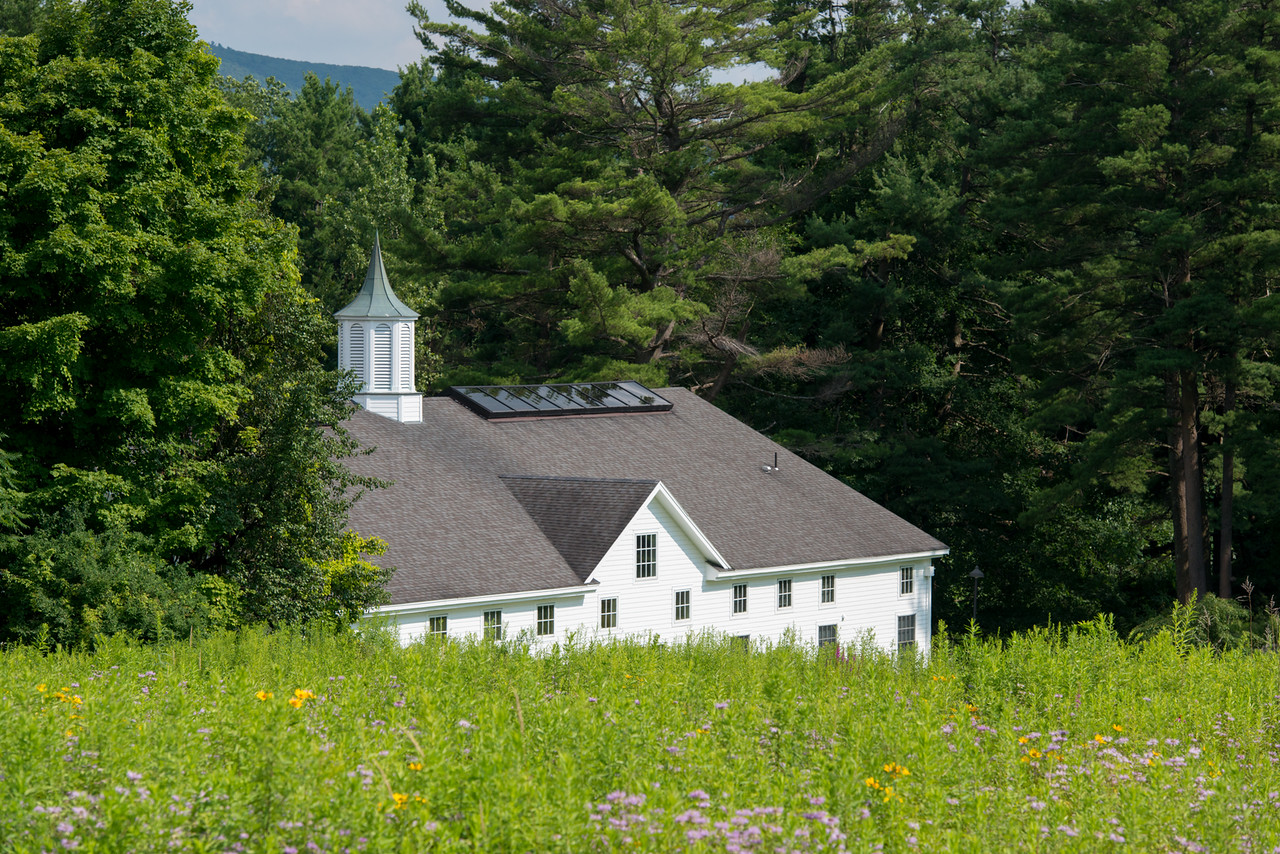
<box><xmin>1</xmin><ymin>617</ymin><xmax>1278</xmax><ymax>852</ymax></box>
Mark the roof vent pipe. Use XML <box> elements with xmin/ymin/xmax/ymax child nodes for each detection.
<box><xmin>762</xmin><ymin>452</ymin><xmax>779</xmax><ymax>474</ymax></box>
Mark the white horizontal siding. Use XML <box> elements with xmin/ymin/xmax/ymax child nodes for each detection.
<box><xmin>379</xmin><ymin>492</ymin><xmax>933</xmax><ymax>656</ymax></box>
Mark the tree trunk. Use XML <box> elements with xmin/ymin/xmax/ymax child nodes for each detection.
<box><xmin>1218</xmin><ymin>379</ymin><xmax>1235</xmax><ymax>599</ymax></box>
<box><xmin>704</xmin><ymin>320</ymin><xmax>750</xmax><ymax>403</ymax></box>
<box><xmin>1169</xmin><ymin>369</ymin><xmax>1207</xmax><ymax>603</ymax></box>
<box><xmin>642</xmin><ymin>319</ymin><xmax>676</xmax><ymax>363</ymax></box>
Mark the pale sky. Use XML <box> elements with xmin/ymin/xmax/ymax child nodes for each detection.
<box><xmin>188</xmin><ymin>0</ymin><xmax>457</xmax><ymax>71</ymax></box>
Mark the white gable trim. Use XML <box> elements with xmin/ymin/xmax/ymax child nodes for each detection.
<box><xmin>372</xmin><ymin>584</ymin><xmax>590</xmax><ymax>616</ymax></box>
<box><xmin>584</xmin><ymin>481</ymin><xmax>731</xmax><ymax>584</ymax></box>
<box><xmin>704</xmin><ymin>548</ymin><xmax>949</xmax><ymax>581</ymax></box>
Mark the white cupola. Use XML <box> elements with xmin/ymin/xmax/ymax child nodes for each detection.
<box><xmin>334</xmin><ymin>233</ymin><xmax>422</xmax><ymax>423</ymax></box>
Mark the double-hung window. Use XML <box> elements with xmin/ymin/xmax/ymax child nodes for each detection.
<box><xmin>675</xmin><ymin>590</ymin><xmax>691</xmax><ymax>621</ymax></box>
<box><xmin>600</xmin><ymin>598</ymin><xmax>617</xmax><ymax>629</ymax></box>
<box><xmin>821</xmin><ymin>574</ymin><xmax>836</xmax><ymax>604</ymax></box>
<box><xmin>900</xmin><ymin>566</ymin><xmax>914</xmax><ymax>596</ymax></box>
<box><xmin>636</xmin><ymin>533</ymin><xmax>657</xmax><ymax>578</ymax></box>
<box><xmin>777</xmin><ymin>578</ymin><xmax>792</xmax><ymax>609</ymax></box>
<box><xmin>483</xmin><ymin>609</ymin><xmax>503</xmax><ymax>641</ymax></box>
<box><xmin>818</xmin><ymin>624</ymin><xmax>837</xmax><ymax>646</ymax></box>
<box><xmin>537</xmin><ymin>604</ymin><xmax>555</xmax><ymax>637</ymax></box>
<box><xmin>898</xmin><ymin>614</ymin><xmax>917</xmax><ymax>649</ymax></box>
<box><xmin>732</xmin><ymin>583</ymin><xmax>748</xmax><ymax>614</ymax></box>
<box><xmin>428</xmin><ymin>615</ymin><xmax>447</xmax><ymax>637</ymax></box>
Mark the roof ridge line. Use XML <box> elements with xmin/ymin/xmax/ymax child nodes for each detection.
<box><xmin>498</xmin><ymin>474</ymin><xmax>659</xmax><ymax>484</ymax></box>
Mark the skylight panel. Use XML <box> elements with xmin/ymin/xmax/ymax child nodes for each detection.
<box><xmin>448</xmin><ymin>382</ymin><xmax>673</xmax><ymax>419</ymax></box>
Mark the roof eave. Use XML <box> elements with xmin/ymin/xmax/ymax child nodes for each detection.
<box><xmin>704</xmin><ymin>548</ymin><xmax>950</xmax><ymax>581</ymax></box>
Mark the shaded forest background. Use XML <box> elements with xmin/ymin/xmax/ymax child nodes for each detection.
<box><xmin>4</xmin><ymin>0</ymin><xmax>1280</xmax><ymax>645</ymax></box>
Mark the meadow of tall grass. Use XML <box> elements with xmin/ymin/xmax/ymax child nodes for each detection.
<box><xmin>1</xmin><ymin>609</ymin><xmax>1278</xmax><ymax>852</ymax></box>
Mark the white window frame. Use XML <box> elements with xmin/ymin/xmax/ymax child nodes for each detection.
<box><xmin>536</xmin><ymin>604</ymin><xmax>555</xmax><ymax>637</ymax></box>
<box><xmin>820</xmin><ymin>574</ymin><xmax>836</xmax><ymax>605</ymax></box>
<box><xmin>818</xmin><ymin>624</ymin><xmax>838</xmax><ymax>646</ymax></box>
<box><xmin>636</xmin><ymin>533</ymin><xmax>657</xmax><ymax>579</ymax></box>
<box><xmin>898</xmin><ymin>614</ymin><xmax>917</xmax><ymax>649</ymax></box>
<box><xmin>600</xmin><ymin>597</ymin><xmax>617</xmax><ymax>629</ymax></box>
<box><xmin>483</xmin><ymin>609</ymin><xmax>503</xmax><ymax>641</ymax></box>
<box><xmin>674</xmin><ymin>589</ymin><xmax>691</xmax><ymax>622</ymax></box>
<box><xmin>900</xmin><ymin>565</ymin><xmax>914</xmax><ymax>596</ymax></box>
<box><xmin>732</xmin><ymin>583</ymin><xmax>748</xmax><ymax>615</ymax></box>
<box><xmin>428</xmin><ymin>615</ymin><xmax>447</xmax><ymax>637</ymax></box>
<box><xmin>777</xmin><ymin>578</ymin><xmax>792</xmax><ymax>609</ymax></box>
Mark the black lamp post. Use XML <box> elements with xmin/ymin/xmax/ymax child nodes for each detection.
<box><xmin>969</xmin><ymin>565</ymin><xmax>984</xmax><ymax>623</ymax></box>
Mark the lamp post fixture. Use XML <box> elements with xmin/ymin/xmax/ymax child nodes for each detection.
<box><xmin>969</xmin><ymin>565</ymin><xmax>984</xmax><ymax>623</ymax></box>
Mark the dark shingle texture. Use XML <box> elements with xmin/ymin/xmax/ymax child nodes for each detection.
<box><xmin>343</xmin><ymin>387</ymin><xmax>947</xmax><ymax>605</ymax></box>
<box><xmin>501</xmin><ymin>476</ymin><xmax>657</xmax><ymax>580</ymax></box>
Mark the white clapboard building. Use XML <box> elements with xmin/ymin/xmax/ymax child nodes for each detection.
<box><xmin>338</xmin><ymin>240</ymin><xmax>948</xmax><ymax>653</ymax></box>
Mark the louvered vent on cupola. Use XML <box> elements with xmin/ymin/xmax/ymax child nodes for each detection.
<box><xmin>333</xmin><ymin>232</ymin><xmax>423</xmax><ymax>423</ymax></box>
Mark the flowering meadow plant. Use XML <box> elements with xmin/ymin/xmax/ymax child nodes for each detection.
<box><xmin>0</xmin><ymin>617</ymin><xmax>1278</xmax><ymax>852</ymax></box>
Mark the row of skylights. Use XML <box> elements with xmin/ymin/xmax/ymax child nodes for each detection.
<box><xmin>449</xmin><ymin>382</ymin><xmax>673</xmax><ymax>419</ymax></box>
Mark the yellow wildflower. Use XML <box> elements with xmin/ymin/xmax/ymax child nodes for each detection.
<box><xmin>255</xmin><ymin>690</ymin><xmax>273</xmax><ymax>701</ymax></box>
<box><xmin>36</xmin><ymin>684</ymin><xmax>46</xmax><ymax>693</ymax></box>
<box><xmin>391</xmin><ymin>793</ymin><xmax>408</xmax><ymax>809</ymax></box>
<box><xmin>408</xmin><ymin>762</ymin><xmax>423</xmax><ymax>771</ymax></box>
<box><xmin>288</xmin><ymin>688</ymin><xmax>315</xmax><ymax>708</ymax></box>
<box><xmin>1112</xmin><ymin>724</ymin><xmax>1123</xmax><ymax>732</ymax></box>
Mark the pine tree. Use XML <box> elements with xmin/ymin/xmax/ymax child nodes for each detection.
<box><xmin>990</xmin><ymin>0</ymin><xmax>1280</xmax><ymax>602</ymax></box>
<box><xmin>399</xmin><ymin>0</ymin><xmax>910</xmax><ymax>386</ymax></box>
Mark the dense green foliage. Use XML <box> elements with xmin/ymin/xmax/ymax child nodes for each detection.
<box><xmin>2</xmin><ymin>620</ymin><xmax>1279</xmax><ymax>851</ymax></box>
<box><xmin>7</xmin><ymin>0</ymin><xmax>1280</xmax><ymax>642</ymax></box>
<box><xmin>368</xmin><ymin>0</ymin><xmax>1280</xmax><ymax>631</ymax></box>
<box><xmin>0</xmin><ymin>0</ymin><xmax>385</xmax><ymax>645</ymax></box>
<box><xmin>989</xmin><ymin>0</ymin><xmax>1280</xmax><ymax>604</ymax></box>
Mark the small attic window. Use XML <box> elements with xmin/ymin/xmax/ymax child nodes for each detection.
<box><xmin>449</xmin><ymin>381</ymin><xmax>673</xmax><ymax>419</ymax></box>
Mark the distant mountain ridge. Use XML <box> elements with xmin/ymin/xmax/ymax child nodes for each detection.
<box><xmin>207</xmin><ymin>43</ymin><xmax>403</xmax><ymax>111</ymax></box>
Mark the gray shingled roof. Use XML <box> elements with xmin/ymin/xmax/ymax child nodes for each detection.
<box><xmin>342</xmin><ymin>387</ymin><xmax>947</xmax><ymax>605</ymax></box>
<box><xmin>333</xmin><ymin>233</ymin><xmax>419</xmax><ymax>320</ymax></box>
<box><xmin>501</xmin><ymin>476</ymin><xmax>657</xmax><ymax>580</ymax></box>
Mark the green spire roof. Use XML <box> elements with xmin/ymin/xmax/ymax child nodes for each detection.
<box><xmin>334</xmin><ymin>232</ymin><xmax>419</xmax><ymax>320</ymax></box>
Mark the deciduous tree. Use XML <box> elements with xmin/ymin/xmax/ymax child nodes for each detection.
<box><xmin>0</xmin><ymin>0</ymin><xmax>383</xmax><ymax>643</ymax></box>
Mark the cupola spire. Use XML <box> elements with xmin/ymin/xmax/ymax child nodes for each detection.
<box><xmin>334</xmin><ymin>232</ymin><xmax>422</xmax><ymax>423</ymax></box>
